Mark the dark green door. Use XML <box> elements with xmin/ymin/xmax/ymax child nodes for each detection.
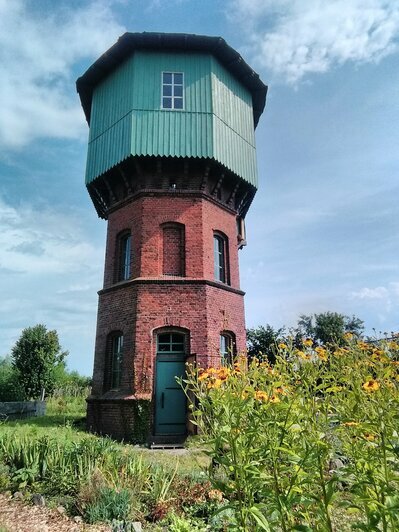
<box><xmin>155</xmin><ymin>333</ymin><xmax>187</xmax><ymax>436</ymax></box>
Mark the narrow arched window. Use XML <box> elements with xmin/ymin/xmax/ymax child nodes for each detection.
<box><xmin>220</xmin><ymin>332</ymin><xmax>235</xmax><ymax>366</ymax></box>
<box><xmin>162</xmin><ymin>223</ymin><xmax>185</xmax><ymax>276</ymax></box>
<box><xmin>116</xmin><ymin>231</ymin><xmax>131</xmax><ymax>281</ymax></box>
<box><xmin>104</xmin><ymin>332</ymin><xmax>123</xmax><ymax>391</ymax></box>
<box><xmin>214</xmin><ymin>232</ymin><xmax>229</xmax><ymax>284</ymax></box>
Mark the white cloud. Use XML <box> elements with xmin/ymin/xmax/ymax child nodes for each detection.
<box><xmin>232</xmin><ymin>0</ymin><xmax>399</xmax><ymax>82</ymax></box>
<box><xmin>0</xmin><ymin>0</ymin><xmax>125</xmax><ymax>149</ymax></box>
<box><xmin>351</xmin><ymin>286</ymin><xmax>389</xmax><ymax>299</ymax></box>
<box><xmin>0</xmin><ymin>196</ymin><xmax>104</xmax><ymax>369</ymax></box>
<box><xmin>0</xmin><ymin>197</ymin><xmax>103</xmax><ymax>275</ymax></box>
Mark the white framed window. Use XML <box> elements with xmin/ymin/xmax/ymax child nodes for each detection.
<box><xmin>162</xmin><ymin>72</ymin><xmax>184</xmax><ymax>110</ymax></box>
<box><xmin>111</xmin><ymin>334</ymin><xmax>123</xmax><ymax>389</ymax></box>
<box><xmin>220</xmin><ymin>333</ymin><xmax>235</xmax><ymax>366</ymax></box>
<box><xmin>213</xmin><ymin>232</ymin><xmax>229</xmax><ymax>284</ymax></box>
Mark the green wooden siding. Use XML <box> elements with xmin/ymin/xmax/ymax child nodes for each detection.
<box><xmin>85</xmin><ymin>51</ymin><xmax>258</xmax><ymax>188</ymax></box>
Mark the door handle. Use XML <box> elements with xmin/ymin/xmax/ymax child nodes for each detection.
<box><xmin>161</xmin><ymin>392</ymin><xmax>165</xmax><ymax>408</ymax></box>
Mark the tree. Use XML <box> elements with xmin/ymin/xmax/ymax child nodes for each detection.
<box><xmin>11</xmin><ymin>324</ymin><xmax>67</xmax><ymax>399</ymax></box>
<box><xmin>0</xmin><ymin>356</ymin><xmax>25</xmax><ymax>401</ymax></box>
<box><xmin>297</xmin><ymin>312</ymin><xmax>364</xmax><ymax>346</ymax></box>
<box><xmin>247</xmin><ymin>325</ymin><xmax>286</xmax><ymax>364</ymax></box>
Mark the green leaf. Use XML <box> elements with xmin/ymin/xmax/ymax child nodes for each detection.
<box><xmin>249</xmin><ymin>506</ymin><xmax>271</xmax><ymax>531</ymax></box>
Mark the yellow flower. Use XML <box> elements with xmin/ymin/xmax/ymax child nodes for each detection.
<box><xmin>358</xmin><ymin>341</ymin><xmax>369</xmax><ymax>351</ymax></box>
<box><xmin>278</xmin><ymin>342</ymin><xmax>288</xmax><ymax>350</ymax></box>
<box><xmin>344</xmin><ymin>332</ymin><xmax>354</xmax><ymax>340</ymax></box>
<box><xmin>315</xmin><ymin>347</ymin><xmax>328</xmax><ymax>361</ymax></box>
<box><xmin>363</xmin><ymin>433</ymin><xmax>376</xmax><ymax>441</ymax></box>
<box><xmin>362</xmin><ymin>379</ymin><xmax>380</xmax><ymax>392</ymax></box>
<box><xmin>207</xmin><ymin>378</ymin><xmax>223</xmax><ymax>389</ymax></box>
<box><xmin>303</xmin><ymin>338</ymin><xmax>313</xmax><ymax>347</ymax></box>
<box><xmin>343</xmin><ymin>421</ymin><xmax>360</xmax><ymax>427</ymax></box>
<box><xmin>217</xmin><ymin>367</ymin><xmax>230</xmax><ymax>381</ymax></box>
<box><xmin>254</xmin><ymin>390</ymin><xmax>268</xmax><ymax>402</ymax></box>
<box><xmin>198</xmin><ymin>371</ymin><xmax>209</xmax><ymax>381</ymax></box>
<box><xmin>269</xmin><ymin>394</ymin><xmax>281</xmax><ymax>404</ymax></box>
<box><xmin>297</xmin><ymin>350</ymin><xmax>311</xmax><ymax>360</ymax></box>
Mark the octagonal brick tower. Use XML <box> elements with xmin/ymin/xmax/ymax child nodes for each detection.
<box><xmin>77</xmin><ymin>32</ymin><xmax>267</xmax><ymax>444</ymax></box>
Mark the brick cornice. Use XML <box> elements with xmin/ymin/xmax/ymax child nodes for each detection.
<box><xmin>98</xmin><ymin>277</ymin><xmax>245</xmax><ymax>296</ymax></box>
<box><xmin>107</xmin><ymin>189</ymin><xmax>238</xmax><ymax>217</ymax></box>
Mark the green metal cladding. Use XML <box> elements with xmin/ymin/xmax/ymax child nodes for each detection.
<box><xmin>85</xmin><ymin>50</ymin><xmax>258</xmax><ymax>187</ymax></box>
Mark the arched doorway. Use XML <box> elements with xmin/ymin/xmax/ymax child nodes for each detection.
<box><xmin>154</xmin><ymin>331</ymin><xmax>187</xmax><ymax>437</ymax></box>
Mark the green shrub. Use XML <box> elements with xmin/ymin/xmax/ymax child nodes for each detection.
<box><xmin>0</xmin><ymin>357</ymin><xmax>25</xmax><ymax>401</ymax></box>
<box><xmin>85</xmin><ymin>487</ymin><xmax>131</xmax><ymax>524</ymax></box>
<box><xmin>183</xmin><ymin>337</ymin><xmax>399</xmax><ymax>531</ymax></box>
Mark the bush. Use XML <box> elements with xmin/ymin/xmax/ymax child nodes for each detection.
<box><xmin>0</xmin><ymin>357</ymin><xmax>25</xmax><ymax>402</ymax></box>
<box><xmin>11</xmin><ymin>324</ymin><xmax>67</xmax><ymax>399</ymax></box>
<box><xmin>183</xmin><ymin>336</ymin><xmax>399</xmax><ymax>531</ymax></box>
<box><xmin>85</xmin><ymin>487</ymin><xmax>131</xmax><ymax>524</ymax></box>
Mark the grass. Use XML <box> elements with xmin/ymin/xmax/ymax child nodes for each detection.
<box><xmin>0</xmin><ymin>394</ymin><xmax>209</xmax><ymax>477</ymax></box>
<box><xmin>0</xmin><ymin>397</ymin><xmax>214</xmax><ymax>530</ymax></box>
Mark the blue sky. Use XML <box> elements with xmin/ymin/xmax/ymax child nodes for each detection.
<box><xmin>0</xmin><ymin>0</ymin><xmax>398</xmax><ymax>375</ymax></box>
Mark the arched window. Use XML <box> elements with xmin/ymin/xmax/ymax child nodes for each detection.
<box><xmin>104</xmin><ymin>332</ymin><xmax>123</xmax><ymax>391</ymax></box>
<box><xmin>162</xmin><ymin>223</ymin><xmax>185</xmax><ymax>276</ymax></box>
<box><xmin>214</xmin><ymin>232</ymin><xmax>229</xmax><ymax>284</ymax></box>
<box><xmin>220</xmin><ymin>332</ymin><xmax>235</xmax><ymax>366</ymax></box>
<box><xmin>116</xmin><ymin>231</ymin><xmax>131</xmax><ymax>282</ymax></box>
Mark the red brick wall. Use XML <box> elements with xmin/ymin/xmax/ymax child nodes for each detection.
<box><xmin>88</xmin><ymin>188</ymin><xmax>247</xmax><ymax>440</ymax></box>
<box><xmin>162</xmin><ymin>223</ymin><xmax>185</xmax><ymax>276</ymax></box>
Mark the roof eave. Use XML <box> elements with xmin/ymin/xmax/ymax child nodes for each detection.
<box><xmin>76</xmin><ymin>32</ymin><xmax>267</xmax><ymax>127</ymax></box>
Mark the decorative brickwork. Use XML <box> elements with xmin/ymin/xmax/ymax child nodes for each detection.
<box><xmin>87</xmin><ymin>182</ymin><xmax>247</xmax><ymax>442</ymax></box>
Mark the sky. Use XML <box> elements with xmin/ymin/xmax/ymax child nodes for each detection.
<box><xmin>0</xmin><ymin>0</ymin><xmax>398</xmax><ymax>375</ymax></box>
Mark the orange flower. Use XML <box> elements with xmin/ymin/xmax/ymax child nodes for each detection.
<box><xmin>315</xmin><ymin>347</ymin><xmax>328</xmax><ymax>361</ymax></box>
<box><xmin>254</xmin><ymin>390</ymin><xmax>268</xmax><ymax>402</ymax></box>
<box><xmin>198</xmin><ymin>371</ymin><xmax>209</xmax><ymax>381</ymax></box>
<box><xmin>358</xmin><ymin>341</ymin><xmax>369</xmax><ymax>350</ymax></box>
<box><xmin>269</xmin><ymin>394</ymin><xmax>281</xmax><ymax>404</ymax></box>
<box><xmin>362</xmin><ymin>379</ymin><xmax>380</xmax><ymax>392</ymax></box>
<box><xmin>217</xmin><ymin>367</ymin><xmax>230</xmax><ymax>381</ymax></box>
<box><xmin>207</xmin><ymin>378</ymin><xmax>223</xmax><ymax>389</ymax></box>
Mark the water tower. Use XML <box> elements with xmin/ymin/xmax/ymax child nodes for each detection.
<box><xmin>77</xmin><ymin>32</ymin><xmax>267</xmax><ymax>444</ymax></box>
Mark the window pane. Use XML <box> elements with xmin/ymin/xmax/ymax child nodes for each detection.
<box><xmin>171</xmin><ymin>333</ymin><xmax>183</xmax><ymax>343</ymax></box>
<box><xmin>163</xmin><ymin>97</ymin><xmax>172</xmax><ymax>109</ymax></box>
<box><xmin>174</xmin><ymin>85</ymin><xmax>183</xmax><ymax>97</ymax></box>
<box><xmin>173</xmin><ymin>73</ymin><xmax>183</xmax><ymax>84</ymax></box>
<box><xmin>174</xmin><ymin>98</ymin><xmax>183</xmax><ymax>109</ymax></box>
<box><xmin>171</xmin><ymin>344</ymin><xmax>184</xmax><ymax>352</ymax></box>
<box><xmin>158</xmin><ymin>334</ymin><xmax>170</xmax><ymax>344</ymax></box>
<box><xmin>163</xmin><ymin>72</ymin><xmax>172</xmax><ymax>84</ymax></box>
<box><xmin>163</xmin><ymin>84</ymin><xmax>172</xmax><ymax>96</ymax></box>
<box><xmin>111</xmin><ymin>335</ymin><xmax>123</xmax><ymax>388</ymax></box>
<box><xmin>158</xmin><ymin>344</ymin><xmax>170</xmax><ymax>352</ymax></box>
<box><xmin>220</xmin><ymin>335</ymin><xmax>226</xmax><ymax>354</ymax></box>
<box><xmin>122</xmin><ymin>235</ymin><xmax>131</xmax><ymax>280</ymax></box>
<box><xmin>214</xmin><ymin>235</ymin><xmax>225</xmax><ymax>282</ymax></box>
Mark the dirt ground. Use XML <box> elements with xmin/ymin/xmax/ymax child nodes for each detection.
<box><xmin>0</xmin><ymin>494</ymin><xmax>111</xmax><ymax>532</ymax></box>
